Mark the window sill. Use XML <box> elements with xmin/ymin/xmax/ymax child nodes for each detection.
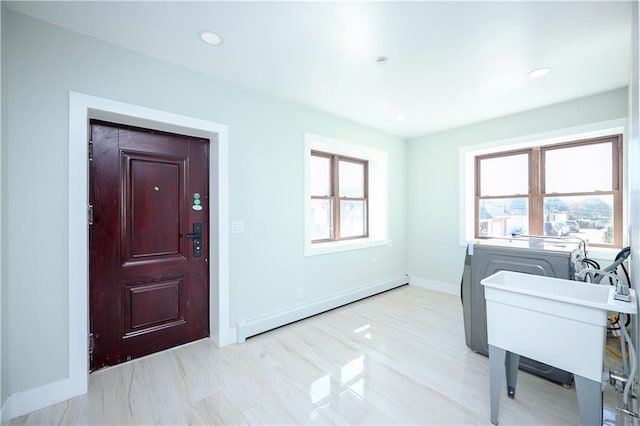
<box><xmin>305</xmin><ymin>238</ymin><xmax>389</xmax><ymax>256</ymax></box>
<box><xmin>585</xmin><ymin>246</ymin><xmax>626</xmax><ymax>262</ymax></box>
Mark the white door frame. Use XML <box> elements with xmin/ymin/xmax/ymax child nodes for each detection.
<box><xmin>68</xmin><ymin>92</ymin><xmax>232</xmax><ymax>397</ymax></box>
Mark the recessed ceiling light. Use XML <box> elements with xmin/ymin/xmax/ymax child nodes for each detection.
<box><xmin>395</xmin><ymin>114</ymin><xmax>406</xmax><ymax>121</ymax></box>
<box><xmin>527</xmin><ymin>67</ymin><xmax>550</xmax><ymax>78</ymax></box>
<box><xmin>200</xmin><ymin>31</ymin><xmax>222</xmax><ymax>46</ymax></box>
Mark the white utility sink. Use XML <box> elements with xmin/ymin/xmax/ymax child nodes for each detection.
<box><xmin>481</xmin><ymin>270</ymin><xmax>637</xmax><ymax>382</ymax></box>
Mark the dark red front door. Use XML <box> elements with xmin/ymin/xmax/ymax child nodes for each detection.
<box><xmin>89</xmin><ymin>120</ymin><xmax>210</xmax><ymax>370</ymax></box>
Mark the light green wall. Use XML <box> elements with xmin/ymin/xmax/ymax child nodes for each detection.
<box><xmin>0</xmin><ymin>0</ymin><xmax>5</xmax><ymax>412</ymax></box>
<box><xmin>406</xmin><ymin>88</ymin><xmax>628</xmax><ymax>290</ymax></box>
<box><xmin>4</xmin><ymin>10</ymin><xmax>407</xmax><ymax>395</ymax></box>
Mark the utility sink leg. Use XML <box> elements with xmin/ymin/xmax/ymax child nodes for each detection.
<box><xmin>574</xmin><ymin>374</ymin><xmax>603</xmax><ymax>426</ymax></box>
<box><xmin>505</xmin><ymin>352</ymin><xmax>520</xmax><ymax>399</ymax></box>
<box><xmin>489</xmin><ymin>345</ymin><xmax>506</xmax><ymax>425</ymax></box>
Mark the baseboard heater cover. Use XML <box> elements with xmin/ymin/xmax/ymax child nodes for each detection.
<box><xmin>236</xmin><ymin>274</ymin><xmax>409</xmax><ymax>343</ymax></box>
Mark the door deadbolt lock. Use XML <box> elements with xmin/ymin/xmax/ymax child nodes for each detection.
<box><xmin>186</xmin><ymin>222</ymin><xmax>203</xmax><ymax>258</ymax></box>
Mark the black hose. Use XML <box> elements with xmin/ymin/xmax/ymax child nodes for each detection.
<box><xmin>615</xmin><ymin>247</ymin><xmax>631</xmax><ymax>286</ymax></box>
<box><xmin>582</xmin><ymin>258</ymin><xmax>600</xmax><ymax>270</ymax></box>
<box><xmin>603</xmin><ymin>247</ymin><xmax>632</xmax><ymax>330</ymax></box>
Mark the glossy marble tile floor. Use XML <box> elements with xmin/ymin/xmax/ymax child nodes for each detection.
<box><xmin>11</xmin><ymin>285</ymin><xmax>629</xmax><ymax>425</ymax></box>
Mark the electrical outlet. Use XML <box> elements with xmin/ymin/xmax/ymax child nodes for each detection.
<box><xmin>297</xmin><ymin>288</ymin><xmax>304</xmax><ymax>298</ymax></box>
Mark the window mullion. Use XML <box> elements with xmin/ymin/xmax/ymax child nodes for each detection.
<box><xmin>613</xmin><ymin>136</ymin><xmax>623</xmax><ymax>246</ymax></box>
<box><xmin>613</xmin><ymin>135</ymin><xmax>622</xmax><ymax>191</ymax></box>
<box><xmin>474</xmin><ymin>156</ymin><xmax>480</xmax><ymax>237</ymax></box>
<box><xmin>364</xmin><ymin>161</ymin><xmax>369</xmax><ymax>237</ymax></box>
<box><xmin>332</xmin><ymin>155</ymin><xmax>340</xmax><ymax>240</ymax></box>
<box><xmin>530</xmin><ymin>148</ymin><xmax>543</xmax><ymax>235</ymax></box>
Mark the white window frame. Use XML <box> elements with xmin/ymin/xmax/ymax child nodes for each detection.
<box><xmin>460</xmin><ymin>119</ymin><xmax>627</xmax><ymax>261</ymax></box>
<box><xmin>304</xmin><ymin>133</ymin><xmax>388</xmax><ymax>256</ymax></box>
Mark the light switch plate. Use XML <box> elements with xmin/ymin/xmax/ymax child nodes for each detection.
<box><xmin>231</xmin><ymin>220</ymin><xmax>244</xmax><ymax>233</ymax></box>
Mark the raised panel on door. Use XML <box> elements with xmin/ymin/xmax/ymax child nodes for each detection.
<box><xmin>123</xmin><ymin>277</ymin><xmax>187</xmax><ymax>337</ymax></box>
<box><xmin>122</xmin><ymin>153</ymin><xmax>186</xmax><ymax>264</ymax></box>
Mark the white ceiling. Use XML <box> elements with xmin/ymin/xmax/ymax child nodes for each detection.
<box><xmin>7</xmin><ymin>1</ymin><xmax>633</xmax><ymax>139</ymax></box>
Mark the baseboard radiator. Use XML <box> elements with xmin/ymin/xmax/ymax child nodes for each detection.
<box><xmin>236</xmin><ymin>274</ymin><xmax>409</xmax><ymax>343</ymax></box>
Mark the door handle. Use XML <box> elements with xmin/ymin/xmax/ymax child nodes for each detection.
<box><xmin>186</xmin><ymin>222</ymin><xmax>203</xmax><ymax>258</ymax></box>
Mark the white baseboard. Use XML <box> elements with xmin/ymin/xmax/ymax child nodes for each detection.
<box><xmin>409</xmin><ymin>275</ymin><xmax>459</xmax><ymax>296</ymax></box>
<box><xmin>1</xmin><ymin>396</ymin><xmax>11</xmax><ymax>425</ymax></box>
<box><xmin>236</xmin><ymin>274</ymin><xmax>409</xmax><ymax>343</ymax></box>
<box><xmin>212</xmin><ymin>327</ymin><xmax>237</xmax><ymax>347</ymax></box>
<box><xmin>5</xmin><ymin>377</ymin><xmax>81</xmax><ymax>420</ymax></box>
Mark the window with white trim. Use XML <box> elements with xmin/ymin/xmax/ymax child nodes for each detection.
<box><xmin>305</xmin><ymin>133</ymin><xmax>388</xmax><ymax>256</ymax></box>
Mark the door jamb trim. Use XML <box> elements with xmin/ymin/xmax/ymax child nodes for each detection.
<box><xmin>68</xmin><ymin>91</ymin><xmax>231</xmax><ymax>399</ymax></box>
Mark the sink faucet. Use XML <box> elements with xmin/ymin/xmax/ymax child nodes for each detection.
<box><xmin>614</xmin><ymin>281</ymin><xmax>631</xmax><ymax>302</ymax></box>
<box><xmin>578</xmin><ymin>268</ymin><xmax>631</xmax><ymax>302</ymax></box>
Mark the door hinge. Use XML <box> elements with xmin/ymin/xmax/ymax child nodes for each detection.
<box><xmin>88</xmin><ymin>332</ymin><xmax>95</xmax><ymax>362</ymax></box>
<box><xmin>88</xmin><ymin>204</ymin><xmax>94</xmax><ymax>226</ymax></box>
<box><xmin>88</xmin><ymin>140</ymin><xmax>93</xmax><ymax>162</ymax></box>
